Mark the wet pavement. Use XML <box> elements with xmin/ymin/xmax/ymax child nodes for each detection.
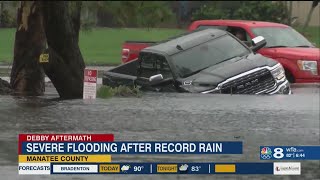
<box><xmin>0</xmin><ymin>84</ymin><xmax>319</xmax><ymax>179</ymax></box>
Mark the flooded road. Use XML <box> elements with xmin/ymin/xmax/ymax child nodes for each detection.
<box><xmin>0</xmin><ymin>84</ymin><xmax>319</xmax><ymax>179</ymax></box>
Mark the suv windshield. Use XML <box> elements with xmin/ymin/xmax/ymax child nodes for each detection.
<box><xmin>171</xmin><ymin>34</ymin><xmax>250</xmax><ymax>78</ymax></box>
<box><xmin>252</xmin><ymin>27</ymin><xmax>314</xmax><ymax>48</ymax></box>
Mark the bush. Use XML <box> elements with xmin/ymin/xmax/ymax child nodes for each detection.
<box><xmin>234</xmin><ymin>1</ymin><xmax>289</xmax><ymax>24</ymax></box>
<box><xmin>97</xmin><ymin>85</ymin><xmax>141</xmax><ymax>98</ymax></box>
<box><xmin>0</xmin><ymin>9</ymin><xmax>15</xmax><ymax>28</ymax></box>
<box><xmin>191</xmin><ymin>3</ymin><xmax>229</xmax><ymax>21</ymax></box>
<box><xmin>97</xmin><ymin>1</ymin><xmax>174</xmax><ymax>29</ymax></box>
<box><xmin>81</xmin><ymin>20</ymin><xmax>95</xmax><ymax>32</ymax></box>
<box><xmin>191</xmin><ymin>1</ymin><xmax>289</xmax><ymax>24</ymax></box>
<box><xmin>136</xmin><ymin>2</ymin><xmax>175</xmax><ymax>30</ymax></box>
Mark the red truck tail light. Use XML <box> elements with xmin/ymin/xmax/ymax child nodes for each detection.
<box><xmin>122</xmin><ymin>48</ymin><xmax>130</xmax><ymax>63</ymax></box>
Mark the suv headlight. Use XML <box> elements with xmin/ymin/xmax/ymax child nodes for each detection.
<box><xmin>271</xmin><ymin>64</ymin><xmax>285</xmax><ymax>80</ymax></box>
<box><xmin>297</xmin><ymin>60</ymin><xmax>318</xmax><ymax>75</ymax></box>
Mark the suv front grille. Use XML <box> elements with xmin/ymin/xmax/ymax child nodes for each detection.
<box><xmin>220</xmin><ymin>69</ymin><xmax>275</xmax><ymax>94</ymax></box>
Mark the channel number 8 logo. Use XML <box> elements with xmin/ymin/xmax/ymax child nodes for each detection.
<box><xmin>273</xmin><ymin>148</ymin><xmax>284</xmax><ymax>159</ymax></box>
<box><xmin>261</xmin><ymin>147</ymin><xmax>284</xmax><ymax>159</ymax></box>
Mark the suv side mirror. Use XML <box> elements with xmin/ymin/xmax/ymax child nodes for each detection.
<box><xmin>251</xmin><ymin>36</ymin><xmax>267</xmax><ymax>52</ymax></box>
<box><xmin>149</xmin><ymin>74</ymin><xmax>173</xmax><ymax>86</ymax></box>
<box><xmin>149</xmin><ymin>74</ymin><xmax>163</xmax><ymax>83</ymax></box>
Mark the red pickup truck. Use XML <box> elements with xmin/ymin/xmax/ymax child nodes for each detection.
<box><xmin>121</xmin><ymin>20</ymin><xmax>320</xmax><ymax>83</ymax></box>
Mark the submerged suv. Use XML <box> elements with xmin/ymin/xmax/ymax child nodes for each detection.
<box><xmin>103</xmin><ymin>29</ymin><xmax>291</xmax><ymax>95</ymax></box>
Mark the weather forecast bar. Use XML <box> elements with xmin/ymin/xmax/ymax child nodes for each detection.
<box><xmin>49</xmin><ymin>163</ymin><xmax>278</xmax><ymax>174</ymax></box>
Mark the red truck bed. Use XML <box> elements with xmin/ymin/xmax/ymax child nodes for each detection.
<box><xmin>121</xmin><ymin>41</ymin><xmax>156</xmax><ymax>63</ymax></box>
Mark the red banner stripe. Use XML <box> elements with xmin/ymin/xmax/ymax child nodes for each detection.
<box><xmin>18</xmin><ymin>134</ymin><xmax>114</xmax><ymax>154</ymax></box>
<box><xmin>19</xmin><ymin>134</ymin><xmax>114</xmax><ymax>142</ymax></box>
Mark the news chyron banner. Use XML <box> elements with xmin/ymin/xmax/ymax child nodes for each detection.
<box><xmin>18</xmin><ymin>134</ymin><xmax>242</xmax><ymax>175</ymax></box>
<box><xmin>18</xmin><ymin>134</ymin><xmax>114</xmax><ymax>175</ymax></box>
<box><xmin>19</xmin><ymin>134</ymin><xmax>317</xmax><ymax>175</ymax></box>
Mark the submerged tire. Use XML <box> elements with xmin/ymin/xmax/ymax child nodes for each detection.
<box><xmin>285</xmin><ymin>69</ymin><xmax>295</xmax><ymax>83</ymax></box>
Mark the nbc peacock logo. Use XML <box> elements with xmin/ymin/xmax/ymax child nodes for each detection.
<box><xmin>260</xmin><ymin>147</ymin><xmax>272</xmax><ymax>159</ymax></box>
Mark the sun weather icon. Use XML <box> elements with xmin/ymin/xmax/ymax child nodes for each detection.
<box><xmin>261</xmin><ymin>147</ymin><xmax>272</xmax><ymax>159</ymax></box>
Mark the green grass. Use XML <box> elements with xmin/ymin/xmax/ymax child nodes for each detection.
<box><xmin>0</xmin><ymin>28</ymin><xmax>185</xmax><ymax>65</ymax></box>
<box><xmin>0</xmin><ymin>26</ymin><xmax>318</xmax><ymax>65</ymax></box>
<box><xmin>0</xmin><ymin>28</ymin><xmax>15</xmax><ymax>64</ymax></box>
<box><xmin>294</xmin><ymin>26</ymin><xmax>320</xmax><ymax>46</ymax></box>
<box><xmin>80</xmin><ymin>28</ymin><xmax>184</xmax><ymax>65</ymax></box>
<box><xmin>97</xmin><ymin>85</ymin><xmax>141</xmax><ymax>98</ymax></box>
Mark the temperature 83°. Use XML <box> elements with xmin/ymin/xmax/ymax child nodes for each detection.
<box><xmin>191</xmin><ymin>166</ymin><xmax>201</xmax><ymax>171</ymax></box>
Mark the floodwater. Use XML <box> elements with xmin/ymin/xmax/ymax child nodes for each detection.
<box><xmin>0</xmin><ymin>84</ymin><xmax>319</xmax><ymax>180</ymax></box>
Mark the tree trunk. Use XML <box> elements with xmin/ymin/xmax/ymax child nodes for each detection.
<box><xmin>302</xmin><ymin>4</ymin><xmax>316</xmax><ymax>31</ymax></box>
<box><xmin>40</xmin><ymin>1</ymin><xmax>85</xmax><ymax>99</ymax></box>
<box><xmin>288</xmin><ymin>1</ymin><xmax>293</xmax><ymax>26</ymax></box>
<box><xmin>10</xmin><ymin>1</ymin><xmax>46</xmax><ymax>96</ymax></box>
